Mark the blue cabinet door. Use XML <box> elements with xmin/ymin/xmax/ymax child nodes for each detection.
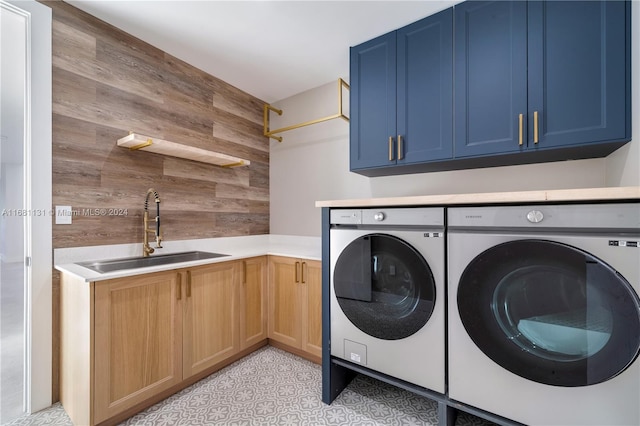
<box><xmin>397</xmin><ymin>8</ymin><xmax>453</xmax><ymax>164</ymax></box>
<box><xmin>350</xmin><ymin>8</ymin><xmax>454</xmax><ymax>172</ymax></box>
<box><xmin>350</xmin><ymin>32</ymin><xmax>397</xmax><ymax>170</ymax></box>
<box><xmin>527</xmin><ymin>1</ymin><xmax>630</xmax><ymax>149</ymax></box>
<box><xmin>454</xmin><ymin>1</ymin><xmax>528</xmax><ymax>158</ymax></box>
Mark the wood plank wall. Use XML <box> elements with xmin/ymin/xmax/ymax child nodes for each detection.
<box><xmin>43</xmin><ymin>1</ymin><xmax>269</xmax><ymax>401</ymax></box>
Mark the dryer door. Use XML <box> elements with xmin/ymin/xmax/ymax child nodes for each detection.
<box><xmin>333</xmin><ymin>233</ymin><xmax>436</xmax><ymax>340</ymax></box>
<box><xmin>457</xmin><ymin>239</ymin><xmax>640</xmax><ymax>387</ymax></box>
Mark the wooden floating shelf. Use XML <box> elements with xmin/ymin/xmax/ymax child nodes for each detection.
<box><xmin>117</xmin><ymin>133</ymin><xmax>250</xmax><ymax>168</ymax></box>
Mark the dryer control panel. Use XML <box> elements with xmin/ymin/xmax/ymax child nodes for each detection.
<box><xmin>331</xmin><ymin>208</ymin><xmax>444</xmax><ymax>227</ymax></box>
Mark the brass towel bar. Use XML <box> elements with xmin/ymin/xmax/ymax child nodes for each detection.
<box><xmin>263</xmin><ymin>78</ymin><xmax>350</xmax><ymax>142</ymax></box>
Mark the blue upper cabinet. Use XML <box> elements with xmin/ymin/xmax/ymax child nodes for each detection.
<box><xmin>350</xmin><ymin>32</ymin><xmax>397</xmax><ymax>170</ymax></box>
<box><xmin>455</xmin><ymin>0</ymin><xmax>631</xmax><ymax>159</ymax></box>
<box><xmin>527</xmin><ymin>1</ymin><xmax>630</xmax><ymax>150</ymax></box>
<box><xmin>350</xmin><ymin>8</ymin><xmax>453</xmax><ymax>172</ymax></box>
<box><xmin>351</xmin><ymin>0</ymin><xmax>630</xmax><ymax>176</ymax></box>
<box><xmin>454</xmin><ymin>1</ymin><xmax>528</xmax><ymax>158</ymax></box>
<box><xmin>397</xmin><ymin>10</ymin><xmax>453</xmax><ymax>165</ymax></box>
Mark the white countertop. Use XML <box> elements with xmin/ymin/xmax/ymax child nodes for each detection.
<box><xmin>315</xmin><ymin>186</ymin><xmax>640</xmax><ymax>208</ymax></box>
<box><xmin>55</xmin><ymin>234</ymin><xmax>321</xmax><ymax>282</ymax></box>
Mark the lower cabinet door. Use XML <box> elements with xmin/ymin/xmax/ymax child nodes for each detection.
<box><xmin>182</xmin><ymin>262</ymin><xmax>241</xmax><ymax>378</ymax></box>
<box><xmin>268</xmin><ymin>256</ymin><xmax>323</xmax><ymax>362</ymax></box>
<box><xmin>240</xmin><ymin>257</ymin><xmax>268</xmax><ymax>350</ymax></box>
<box><xmin>301</xmin><ymin>260</ymin><xmax>322</xmax><ymax>359</ymax></box>
<box><xmin>268</xmin><ymin>256</ymin><xmax>303</xmax><ymax>348</ymax></box>
<box><xmin>94</xmin><ymin>271</ymin><xmax>183</xmax><ymax>424</ymax></box>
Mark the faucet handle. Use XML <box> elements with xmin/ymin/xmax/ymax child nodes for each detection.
<box><xmin>144</xmin><ymin>244</ymin><xmax>155</xmax><ymax>256</ymax></box>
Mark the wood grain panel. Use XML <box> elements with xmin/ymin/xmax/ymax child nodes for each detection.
<box><xmin>163</xmin><ymin>157</ymin><xmax>250</xmax><ymax>187</ymax></box>
<box><xmin>95</xmin><ymin>38</ymin><xmax>166</xmax><ymax>102</ymax></box>
<box><xmin>212</xmin><ymin>120</ymin><xmax>269</xmax><ymax>153</ymax></box>
<box><xmin>47</xmin><ymin>0</ymin><xmax>270</xmax><ymax>401</ymax></box>
<box><xmin>48</xmin><ymin>0</ymin><xmax>269</xmax><ymax>248</ymax></box>
<box><xmin>211</xmin><ymin>80</ymin><xmax>265</xmax><ymax>126</ymax></box>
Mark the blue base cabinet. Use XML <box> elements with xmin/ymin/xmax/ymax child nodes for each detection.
<box><xmin>350</xmin><ymin>8</ymin><xmax>453</xmax><ymax>172</ymax></box>
<box><xmin>351</xmin><ymin>0</ymin><xmax>631</xmax><ymax>177</ymax></box>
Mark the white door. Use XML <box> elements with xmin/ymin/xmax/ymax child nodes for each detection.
<box><xmin>0</xmin><ymin>0</ymin><xmax>52</xmax><ymax>419</ymax></box>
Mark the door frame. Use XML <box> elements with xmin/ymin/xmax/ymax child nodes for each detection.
<box><xmin>4</xmin><ymin>0</ymin><xmax>52</xmax><ymax>413</ymax></box>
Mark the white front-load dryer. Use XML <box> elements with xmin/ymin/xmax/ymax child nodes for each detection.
<box><xmin>448</xmin><ymin>203</ymin><xmax>640</xmax><ymax>425</ymax></box>
<box><xmin>330</xmin><ymin>207</ymin><xmax>445</xmax><ymax>393</ymax></box>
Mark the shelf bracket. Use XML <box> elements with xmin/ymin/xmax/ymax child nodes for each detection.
<box><xmin>263</xmin><ymin>78</ymin><xmax>349</xmax><ymax>142</ymax></box>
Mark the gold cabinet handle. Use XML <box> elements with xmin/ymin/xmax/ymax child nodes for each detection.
<box><xmin>301</xmin><ymin>262</ymin><xmax>306</xmax><ymax>284</ymax></box>
<box><xmin>397</xmin><ymin>135</ymin><xmax>403</xmax><ymax>160</ymax></box>
<box><xmin>518</xmin><ymin>114</ymin><xmax>524</xmax><ymax>146</ymax></box>
<box><xmin>242</xmin><ymin>260</ymin><xmax>247</xmax><ymax>284</ymax></box>
<box><xmin>186</xmin><ymin>270</ymin><xmax>191</xmax><ymax>298</ymax></box>
<box><xmin>534</xmin><ymin>111</ymin><xmax>539</xmax><ymax>144</ymax></box>
<box><xmin>388</xmin><ymin>136</ymin><xmax>394</xmax><ymax>161</ymax></box>
<box><xmin>177</xmin><ymin>273</ymin><xmax>182</xmax><ymax>300</ymax></box>
<box><xmin>295</xmin><ymin>261</ymin><xmax>300</xmax><ymax>283</ymax></box>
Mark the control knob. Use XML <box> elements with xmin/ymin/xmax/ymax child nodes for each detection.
<box><xmin>373</xmin><ymin>212</ymin><xmax>385</xmax><ymax>221</ymax></box>
<box><xmin>526</xmin><ymin>210</ymin><xmax>544</xmax><ymax>223</ymax></box>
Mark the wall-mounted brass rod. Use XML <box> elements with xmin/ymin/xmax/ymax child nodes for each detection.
<box><xmin>263</xmin><ymin>78</ymin><xmax>349</xmax><ymax>142</ymax></box>
<box><xmin>265</xmin><ymin>112</ymin><xmax>346</xmax><ymax>136</ymax></box>
<box><xmin>263</xmin><ymin>104</ymin><xmax>284</xmax><ymax>142</ymax></box>
<box><xmin>338</xmin><ymin>78</ymin><xmax>349</xmax><ymax>117</ymax></box>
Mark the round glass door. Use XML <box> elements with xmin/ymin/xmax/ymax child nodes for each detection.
<box><xmin>457</xmin><ymin>239</ymin><xmax>640</xmax><ymax>387</ymax></box>
<box><xmin>333</xmin><ymin>234</ymin><xmax>436</xmax><ymax>340</ymax></box>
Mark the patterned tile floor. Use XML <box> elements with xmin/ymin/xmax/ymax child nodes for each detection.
<box><xmin>5</xmin><ymin>346</ymin><xmax>494</xmax><ymax>425</ymax></box>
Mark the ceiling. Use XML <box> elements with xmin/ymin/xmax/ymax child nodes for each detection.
<box><xmin>67</xmin><ymin>1</ymin><xmax>460</xmax><ymax>103</ymax></box>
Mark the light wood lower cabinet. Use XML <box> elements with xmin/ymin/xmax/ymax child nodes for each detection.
<box><xmin>61</xmin><ymin>257</ymin><xmax>268</xmax><ymax>426</ymax></box>
<box><xmin>240</xmin><ymin>257</ymin><xmax>268</xmax><ymax>350</ymax></box>
<box><xmin>268</xmin><ymin>256</ymin><xmax>322</xmax><ymax>362</ymax></box>
<box><xmin>301</xmin><ymin>259</ymin><xmax>322</xmax><ymax>359</ymax></box>
<box><xmin>183</xmin><ymin>262</ymin><xmax>240</xmax><ymax>378</ymax></box>
<box><xmin>94</xmin><ymin>271</ymin><xmax>183</xmax><ymax>423</ymax></box>
<box><xmin>61</xmin><ymin>255</ymin><xmax>321</xmax><ymax>425</ymax></box>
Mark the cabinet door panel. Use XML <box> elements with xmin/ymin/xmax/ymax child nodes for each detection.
<box><xmin>183</xmin><ymin>263</ymin><xmax>240</xmax><ymax>378</ymax></box>
<box><xmin>268</xmin><ymin>256</ymin><xmax>301</xmax><ymax>348</ymax></box>
<box><xmin>397</xmin><ymin>8</ymin><xmax>453</xmax><ymax>163</ymax></box>
<box><xmin>528</xmin><ymin>0</ymin><xmax>629</xmax><ymax>148</ymax></box>
<box><xmin>94</xmin><ymin>272</ymin><xmax>182</xmax><ymax>424</ymax></box>
<box><xmin>241</xmin><ymin>257</ymin><xmax>267</xmax><ymax>349</ymax></box>
<box><xmin>301</xmin><ymin>260</ymin><xmax>322</xmax><ymax>359</ymax></box>
<box><xmin>350</xmin><ymin>32</ymin><xmax>397</xmax><ymax>170</ymax></box>
<box><xmin>454</xmin><ymin>1</ymin><xmax>527</xmax><ymax>157</ymax></box>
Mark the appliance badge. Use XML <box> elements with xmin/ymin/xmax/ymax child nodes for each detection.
<box><xmin>424</xmin><ymin>232</ymin><xmax>442</xmax><ymax>238</ymax></box>
<box><xmin>609</xmin><ymin>240</ymin><xmax>638</xmax><ymax>248</ymax></box>
<box><xmin>526</xmin><ymin>210</ymin><xmax>544</xmax><ymax>223</ymax></box>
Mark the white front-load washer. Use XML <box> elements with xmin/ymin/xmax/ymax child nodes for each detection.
<box><xmin>330</xmin><ymin>207</ymin><xmax>445</xmax><ymax>393</ymax></box>
<box><xmin>448</xmin><ymin>203</ymin><xmax>640</xmax><ymax>425</ymax></box>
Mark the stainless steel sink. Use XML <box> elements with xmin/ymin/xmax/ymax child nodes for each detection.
<box><xmin>77</xmin><ymin>251</ymin><xmax>229</xmax><ymax>273</ymax></box>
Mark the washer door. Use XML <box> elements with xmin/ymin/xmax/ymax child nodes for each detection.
<box><xmin>333</xmin><ymin>233</ymin><xmax>436</xmax><ymax>340</ymax></box>
<box><xmin>458</xmin><ymin>239</ymin><xmax>640</xmax><ymax>387</ymax></box>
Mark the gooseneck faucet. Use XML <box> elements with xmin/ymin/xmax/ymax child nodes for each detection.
<box><xmin>143</xmin><ymin>188</ymin><xmax>162</xmax><ymax>257</ymax></box>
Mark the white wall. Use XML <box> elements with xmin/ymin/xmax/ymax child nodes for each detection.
<box><xmin>270</xmin><ymin>4</ymin><xmax>639</xmax><ymax>237</ymax></box>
